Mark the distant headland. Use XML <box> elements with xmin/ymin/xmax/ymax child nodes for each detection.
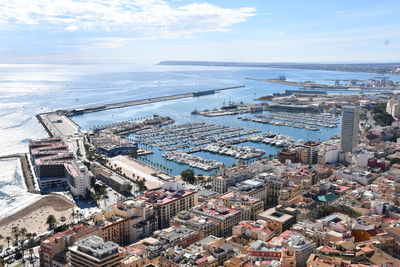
<box><xmin>158</xmin><ymin>61</ymin><xmax>400</xmax><ymax>74</ymax></box>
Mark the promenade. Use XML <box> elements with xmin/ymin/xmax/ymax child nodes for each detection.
<box><xmin>108</xmin><ymin>155</ymin><xmax>167</xmax><ymax>190</ymax></box>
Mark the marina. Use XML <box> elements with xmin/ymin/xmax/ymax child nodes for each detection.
<box><xmin>197</xmin><ymin>143</ymin><xmax>265</xmax><ymax>160</ymax></box>
<box><xmin>162</xmin><ymin>151</ymin><xmax>223</xmax><ymax>171</ymax></box>
<box><xmin>3</xmin><ymin>2</ymin><xmax>400</xmax><ymax>265</ymax></box>
<box><xmin>246</xmin><ymin>132</ymin><xmax>293</xmax><ymax>147</ymax></box>
<box><xmin>66</xmin><ymin>66</ymin><xmax>387</xmax><ymax>175</ymax></box>
<box><xmin>238</xmin><ymin>111</ymin><xmax>339</xmax><ymax>131</ymax></box>
<box><xmin>93</xmin><ymin>115</ymin><xmax>175</xmax><ymax>135</ymax></box>
<box><xmin>238</xmin><ymin>116</ymin><xmax>320</xmax><ymax>131</ymax></box>
<box><xmin>255</xmin><ymin>112</ymin><xmax>339</xmax><ymax>128</ymax></box>
<box><xmin>130</xmin><ymin>121</ymin><xmax>292</xmax><ymax>172</ymax></box>
<box><xmin>133</xmin><ymin>121</ymin><xmax>261</xmax><ymax>151</ymax></box>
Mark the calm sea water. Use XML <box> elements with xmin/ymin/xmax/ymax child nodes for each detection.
<box><xmin>1</xmin><ymin>63</ymin><xmax>399</xmax><ymax>216</ymax></box>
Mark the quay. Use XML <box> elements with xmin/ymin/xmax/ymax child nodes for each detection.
<box><xmin>0</xmin><ymin>153</ymin><xmax>39</xmax><ymax>194</ymax></box>
<box><xmin>192</xmin><ymin>103</ymin><xmax>265</xmax><ymax>117</ymax></box>
<box><xmin>36</xmin><ymin>113</ymin><xmax>80</xmax><ymax>137</ymax></box>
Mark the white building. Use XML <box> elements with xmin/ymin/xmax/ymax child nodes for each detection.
<box><xmin>69</xmin><ymin>235</ymin><xmax>124</xmax><ymax>267</ymax></box>
<box><xmin>353</xmin><ymin>151</ymin><xmax>374</xmax><ymax>167</ymax></box>
<box><xmin>386</xmin><ymin>99</ymin><xmax>400</xmax><ymax>119</ymax></box>
<box><xmin>318</xmin><ymin>143</ymin><xmax>340</xmax><ymax>164</ymax></box>
<box><xmin>334</xmin><ymin>169</ymin><xmax>374</xmax><ymax>185</ymax></box>
<box><xmin>212</xmin><ymin>161</ymin><xmax>275</xmax><ymax>194</ymax></box>
<box><xmin>285</xmin><ymin>234</ymin><xmax>315</xmax><ymax>267</ymax></box>
<box><xmin>65</xmin><ymin>161</ymin><xmax>90</xmax><ymax>198</ymax></box>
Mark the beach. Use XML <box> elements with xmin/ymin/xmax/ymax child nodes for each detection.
<box><xmin>0</xmin><ymin>195</ymin><xmax>76</xmax><ymax>246</ymax></box>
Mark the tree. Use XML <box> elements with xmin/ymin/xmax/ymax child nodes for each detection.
<box><xmin>19</xmin><ymin>228</ymin><xmax>27</xmax><ymax>240</ymax></box>
<box><xmin>71</xmin><ymin>209</ymin><xmax>76</xmax><ymax>222</ymax></box>
<box><xmin>181</xmin><ymin>169</ymin><xmax>195</xmax><ymax>184</ymax></box>
<box><xmin>90</xmin><ymin>176</ymin><xmax>96</xmax><ymax>188</ymax></box>
<box><xmin>11</xmin><ymin>226</ymin><xmax>20</xmax><ymax>245</ymax></box>
<box><xmin>371</xmin><ymin>103</ymin><xmax>394</xmax><ymax>126</ymax></box>
<box><xmin>31</xmin><ymin>232</ymin><xmax>37</xmax><ymax>241</ymax></box>
<box><xmin>26</xmin><ymin>233</ymin><xmax>32</xmax><ymax>247</ymax></box>
<box><xmin>137</xmin><ymin>179</ymin><xmax>147</xmax><ymax>192</ymax></box>
<box><xmin>12</xmin><ymin>232</ymin><xmax>20</xmax><ymax>247</ymax></box>
<box><xmin>5</xmin><ymin>236</ymin><xmax>11</xmax><ymax>248</ymax></box>
<box><xmin>372</xmin><ymin>113</ymin><xmax>394</xmax><ymax>126</ymax></box>
<box><xmin>46</xmin><ymin>215</ymin><xmax>57</xmax><ymax>229</ymax></box>
<box><xmin>122</xmin><ymin>183</ymin><xmax>133</xmax><ymax>195</ymax></box>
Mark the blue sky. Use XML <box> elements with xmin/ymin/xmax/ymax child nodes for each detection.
<box><xmin>0</xmin><ymin>0</ymin><xmax>399</xmax><ymax>63</ymax></box>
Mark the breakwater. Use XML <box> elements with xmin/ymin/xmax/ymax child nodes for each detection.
<box><xmin>64</xmin><ymin>86</ymin><xmax>245</xmax><ymax>116</ymax></box>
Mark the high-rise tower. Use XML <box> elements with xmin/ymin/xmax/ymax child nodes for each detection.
<box><xmin>341</xmin><ymin>105</ymin><xmax>360</xmax><ymax>153</ymax></box>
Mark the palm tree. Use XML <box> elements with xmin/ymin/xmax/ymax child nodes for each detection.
<box><xmin>12</xmin><ymin>232</ymin><xmax>20</xmax><ymax>247</ymax></box>
<box><xmin>5</xmin><ymin>236</ymin><xmax>11</xmax><ymax>248</ymax></box>
<box><xmin>71</xmin><ymin>209</ymin><xmax>76</xmax><ymax>222</ymax></box>
<box><xmin>11</xmin><ymin>226</ymin><xmax>20</xmax><ymax>245</ymax></box>
<box><xmin>46</xmin><ymin>215</ymin><xmax>57</xmax><ymax>229</ymax></box>
<box><xmin>26</xmin><ymin>233</ymin><xmax>32</xmax><ymax>247</ymax></box>
<box><xmin>20</xmin><ymin>228</ymin><xmax>27</xmax><ymax>241</ymax></box>
<box><xmin>11</xmin><ymin>226</ymin><xmax>19</xmax><ymax>235</ymax></box>
<box><xmin>28</xmin><ymin>248</ymin><xmax>35</xmax><ymax>263</ymax></box>
<box><xmin>78</xmin><ymin>211</ymin><xmax>85</xmax><ymax>222</ymax></box>
<box><xmin>29</xmin><ymin>232</ymin><xmax>37</xmax><ymax>249</ymax></box>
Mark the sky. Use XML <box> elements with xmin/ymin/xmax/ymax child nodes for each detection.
<box><xmin>0</xmin><ymin>0</ymin><xmax>399</xmax><ymax>63</ymax></box>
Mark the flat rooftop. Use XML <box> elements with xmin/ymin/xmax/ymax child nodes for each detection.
<box><xmin>258</xmin><ymin>208</ymin><xmax>294</xmax><ymax>223</ymax></box>
<box><xmin>141</xmin><ymin>189</ymin><xmax>194</xmax><ymax>205</ymax></box>
<box><xmin>75</xmin><ymin>235</ymin><xmax>119</xmax><ymax>256</ymax></box>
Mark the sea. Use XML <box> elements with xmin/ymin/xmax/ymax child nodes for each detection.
<box><xmin>1</xmin><ymin>63</ymin><xmax>399</xmax><ymax>219</ymax></box>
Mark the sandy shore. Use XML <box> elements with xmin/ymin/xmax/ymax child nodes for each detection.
<box><xmin>0</xmin><ymin>195</ymin><xmax>76</xmax><ymax>246</ymax></box>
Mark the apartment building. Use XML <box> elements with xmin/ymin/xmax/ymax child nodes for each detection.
<box><xmin>190</xmin><ymin>199</ymin><xmax>246</xmax><ymax>237</ymax></box>
<box><xmin>68</xmin><ymin>235</ymin><xmax>124</xmax><ymax>267</ymax></box>
<box><xmin>140</xmin><ymin>182</ymin><xmax>198</xmax><ymax>229</ymax></box>
<box><xmin>170</xmin><ymin>211</ymin><xmax>221</xmax><ymax>238</ymax></box>
<box><xmin>219</xmin><ymin>191</ymin><xmax>264</xmax><ymax>220</ymax></box>
<box><xmin>39</xmin><ymin>224</ymin><xmax>100</xmax><ymax>267</ymax></box>
<box><xmin>29</xmin><ymin>137</ymin><xmax>90</xmax><ymax>198</ymax></box>
<box><xmin>92</xmin><ymin>198</ymin><xmax>157</xmax><ymax>246</ymax></box>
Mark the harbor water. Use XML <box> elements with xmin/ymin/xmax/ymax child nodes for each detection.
<box><xmin>1</xmin><ymin>63</ymin><xmax>400</xmax><ymax>217</ymax></box>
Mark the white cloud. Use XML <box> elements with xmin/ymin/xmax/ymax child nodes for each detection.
<box><xmin>0</xmin><ymin>0</ymin><xmax>255</xmax><ymax>38</ymax></box>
